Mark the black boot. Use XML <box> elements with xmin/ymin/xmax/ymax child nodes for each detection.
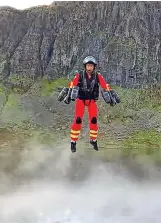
<box><xmin>71</xmin><ymin>141</ymin><xmax>76</xmax><ymax>153</ymax></box>
<box><xmin>90</xmin><ymin>140</ymin><xmax>98</xmax><ymax>151</ymax></box>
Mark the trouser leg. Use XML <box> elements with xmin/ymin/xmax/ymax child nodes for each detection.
<box><xmin>87</xmin><ymin>100</ymin><xmax>98</xmax><ymax>141</ymax></box>
<box><xmin>70</xmin><ymin>99</ymin><xmax>85</xmax><ymax>142</ymax></box>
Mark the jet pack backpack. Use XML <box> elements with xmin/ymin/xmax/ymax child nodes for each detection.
<box><xmin>76</xmin><ymin>70</ymin><xmax>99</xmax><ymax>100</ymax></box>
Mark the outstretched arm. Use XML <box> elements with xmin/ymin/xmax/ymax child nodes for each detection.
<box><xmin>97</xmin><ymin>73</ymin><xmax>111</xmax><ymax>91</ymax></box>
<box><xmin>67</xmin><ymin>73</ymin><xmax>79</xmax><ymax>88</ymax></box>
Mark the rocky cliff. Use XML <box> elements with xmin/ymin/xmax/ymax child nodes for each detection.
<box><xmin>0</xmin><ymin>1</ymin><xmax>161</xmax><ymax>88</ymax></box>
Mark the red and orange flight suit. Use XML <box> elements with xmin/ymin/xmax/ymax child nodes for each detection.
<box><xmin>68</xmin><ymin>71</ymin><xmax>111</xmax><ymax>142</ymax></box>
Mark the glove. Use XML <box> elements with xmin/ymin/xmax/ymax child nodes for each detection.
<box><xmin>64</xmin><ymin>88</ymin><xmax>72</xmax><ymax>104</ymax></box>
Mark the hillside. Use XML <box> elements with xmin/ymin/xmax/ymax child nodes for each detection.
<box><xmin>0</xmin><ymin>2</ymin><xmax>161</xmax><ymax>88</ymax></box>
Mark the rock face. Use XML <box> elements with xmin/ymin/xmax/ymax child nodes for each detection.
<box><xmin>0</xmin><ymin>2</ymin><xmax>161</xmax><ymax>88</ymax></box>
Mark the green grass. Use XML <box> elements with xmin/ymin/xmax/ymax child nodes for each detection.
<box><xmin>0</xmin><ymin>76</ymin><xmax>161</xmax><ymax>163</ymax></box>
<box><xmin>0</xmin><ymin>124</ymin><xmax>63</xmax><ymax>150</ymax></box>
<box><xmin>6</xmin><ymin>94</ymin><xmax>19</xmax><ymax>107</ymax></box>
<box><xmin>118</xmin><ymin>129</ymin><xmax>161</xmax><ymax>164</ymax></box>
<box><xmin>7</xmin><ymin>74</ymin><xmax>35</xmax><ymax>93</ymax></box>
<box><xmin>0</xmin><ymin>76</ymin><xmax>69</xmax><ymax>96</ymax></box>
<box><xmin>41</xmin><ymin>77</ymin><xmax>69</xmax><ymax>96</ymax></box>
<box><xmin>98</xmin><ymin>85</ymin><xmax>161</xmax><ymax>126</ymax></box>
<box><xmin>123</xmin><ymin>129</ymin><xmax>161</xmax><ymax>150</ymax></box>
<box><xmin>0</xmin><ymin>84</ymin><xmax>7</xmax><ymax>105</ymax></box>
<box><xmin>117</xmin><ymin>85</ymin><xmax>161</xmax><ymax>111</ymax></box>
<box><xmin>94</xmin><ymin>129</ymin><xmax>161</xmax><ymax>164</ymax></box>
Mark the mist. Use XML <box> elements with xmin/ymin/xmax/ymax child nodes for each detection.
<box><xmin>0</xmin><ymin>142</ymin><xmax>161</xmax><ymax>223</ymax></box>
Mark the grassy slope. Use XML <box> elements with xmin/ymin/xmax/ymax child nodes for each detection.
<box><xmin>0</xmin><ymin>77</ymin><xmax>161</xmax><ymax>163</ymax></box>
<box><xmin>96</xmin><ymin>85</ymin><xmax>161</xmax><ymax>163</ymax></box>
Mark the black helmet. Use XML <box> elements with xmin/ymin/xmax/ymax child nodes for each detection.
<box><xmin>83</xmin><ymin>56</ymin><xmax>97</xmax><ymax>66</ymax></box>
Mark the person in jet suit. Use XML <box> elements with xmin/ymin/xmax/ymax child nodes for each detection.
<box><xmin>58</xmin><ymin>56</ymin><xmax>120</xmax><ymax>153</ymax></box>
